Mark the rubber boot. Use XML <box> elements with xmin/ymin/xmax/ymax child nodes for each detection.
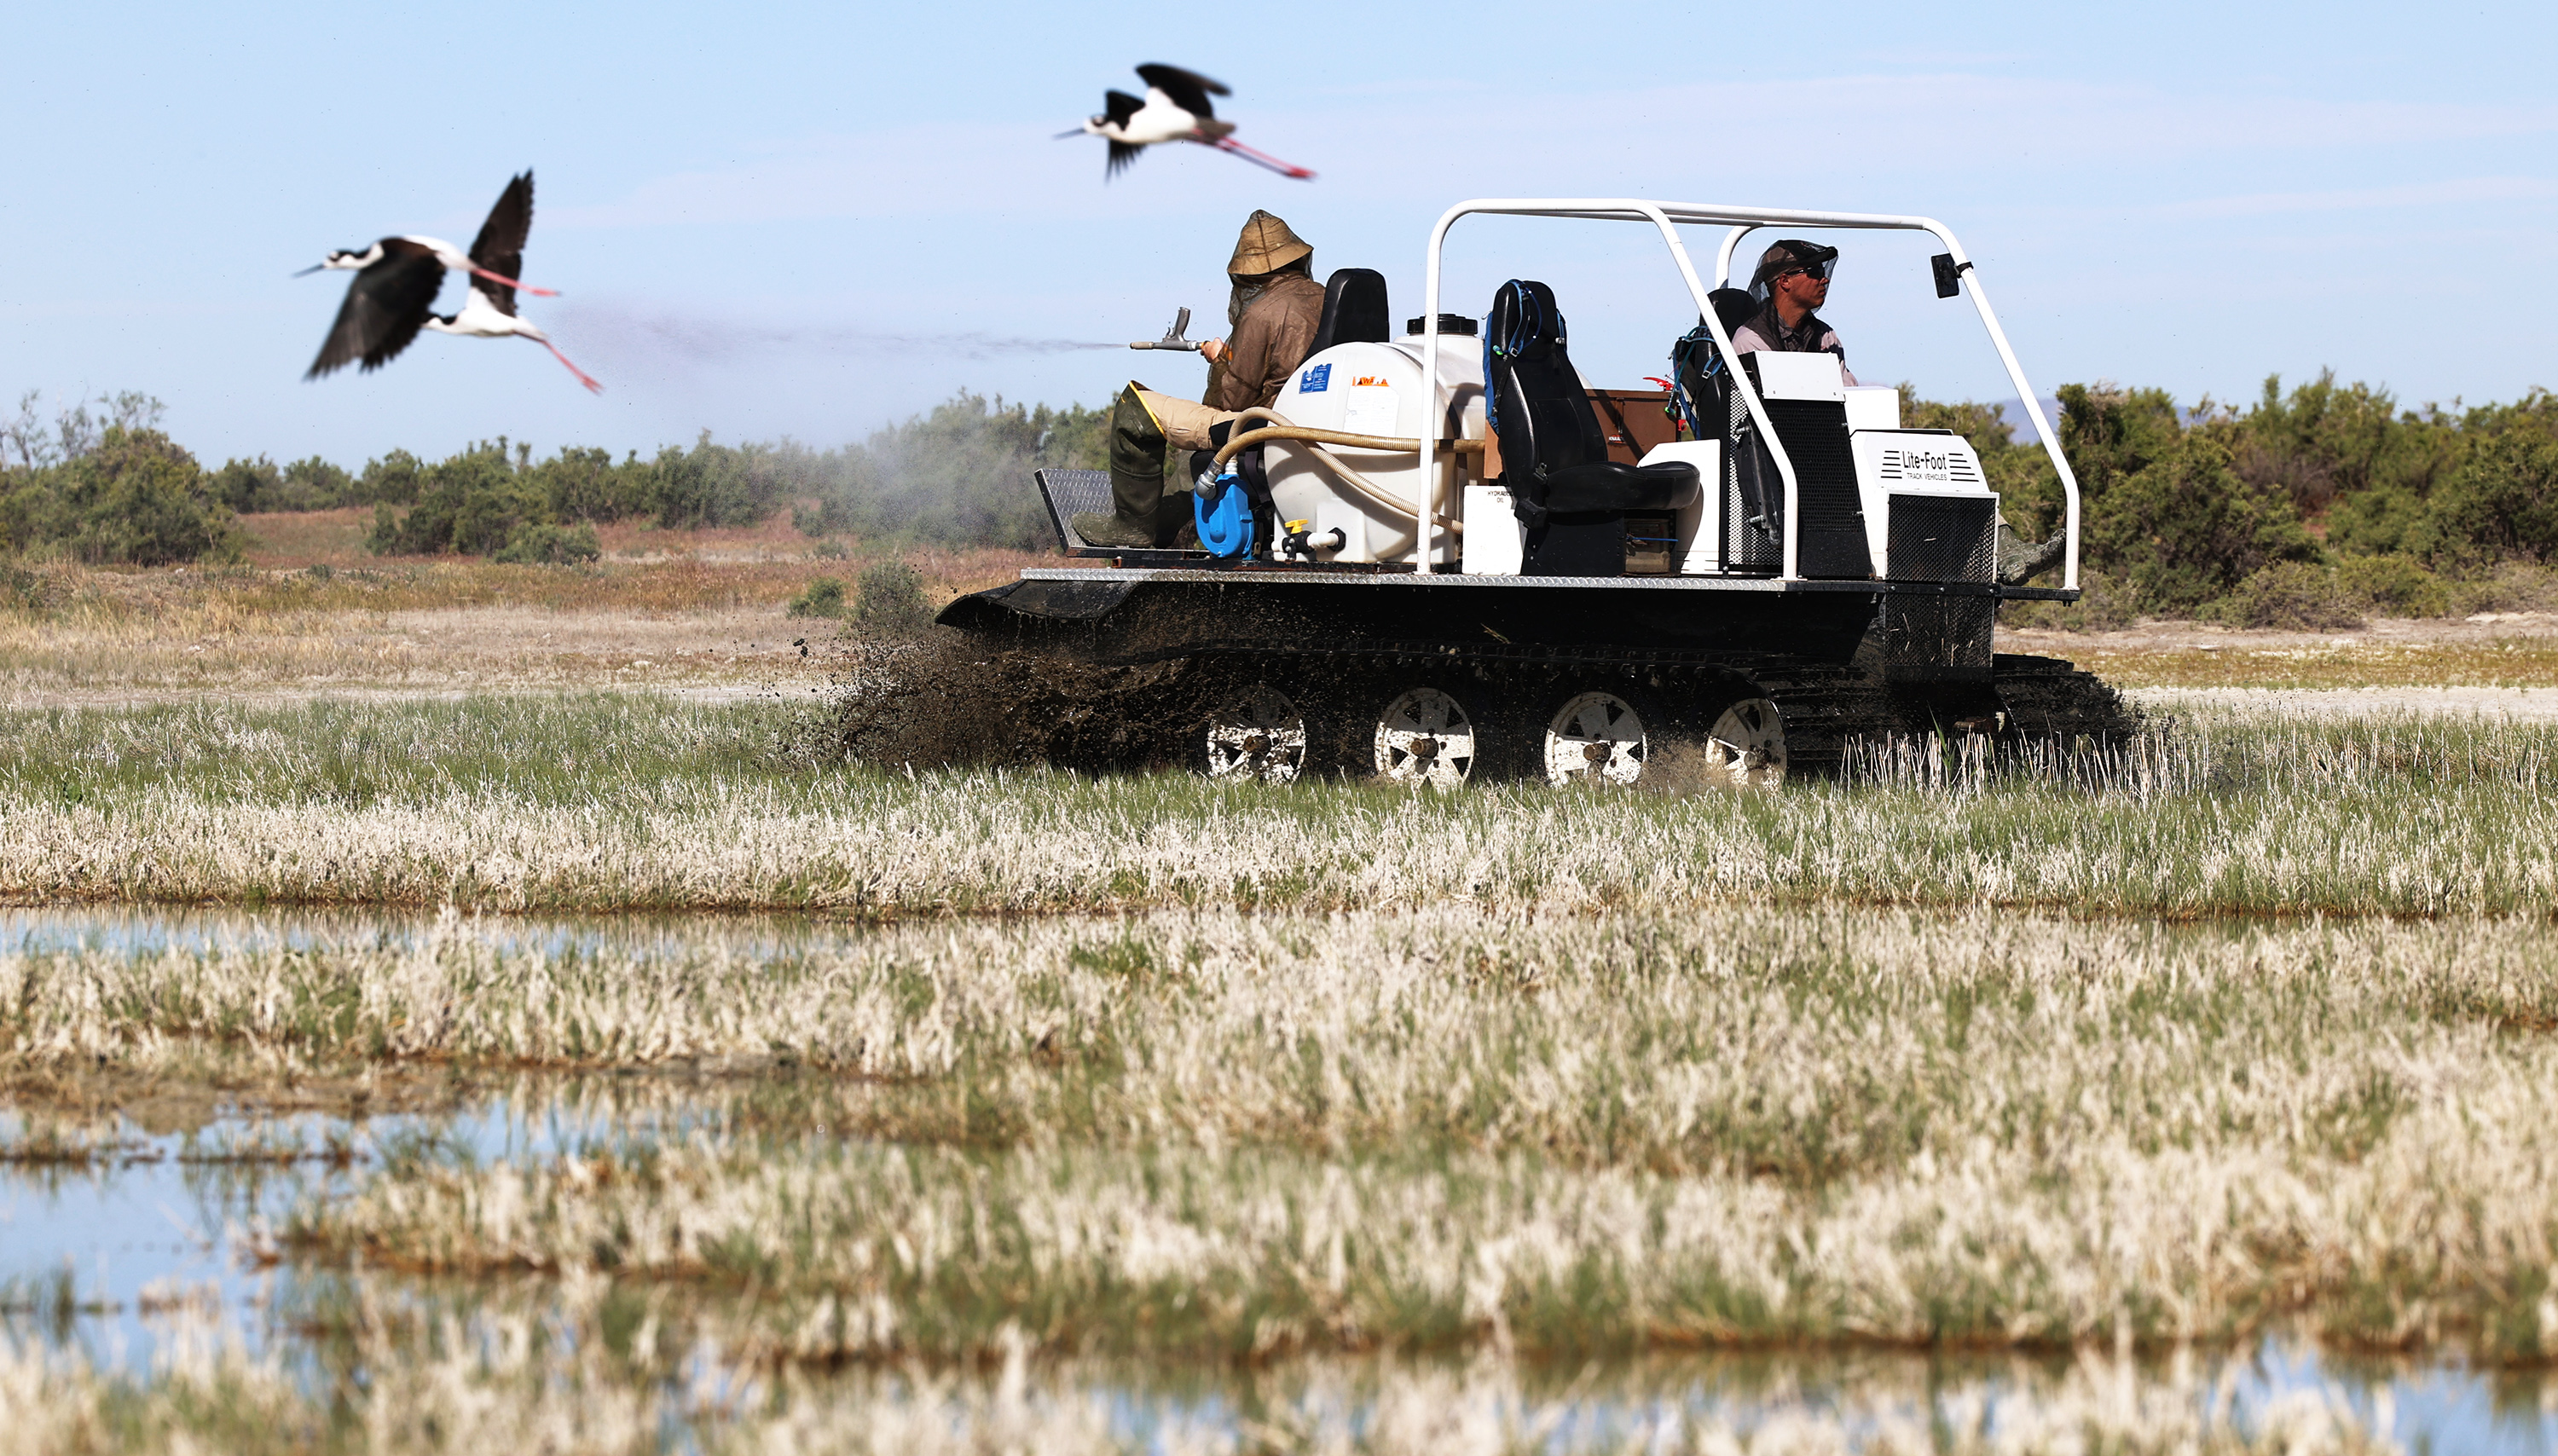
<box><xmin>1107</xmin><ymin>382</ymin><xmax>1172</xmax><ymax>546</ymax></box>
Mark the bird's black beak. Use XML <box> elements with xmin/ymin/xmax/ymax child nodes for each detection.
<box><xmin>291</xmin><ymin>263</ymin><xmax>326</xmax><ymax>277</ymax></box>
<box><xmin>1053</xmin><ymin>129</ymin><xmax>1084</xmax><ymax>140</ymax></box>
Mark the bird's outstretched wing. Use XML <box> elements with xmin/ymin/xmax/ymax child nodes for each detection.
<box><xmin>1102</xmin><ymin>90</ymin><xmax>1143</xmax><ymax>128</ymax></box>
<box><xmin>307</xmin><ymin>240</ymin><xmax>443</xmax><ymax>378</ymax></box>
<box><xmin>467</xmin><ymin>170</ymin><xmax>535</xmax><ymax>318</ymax></box>
<box><xmin>1106</xmin><ymin>139</ymin><xmax>1142</xmax><ymax>178</ymax></box>
<box><xmin>1135</xmin><ymin>64</ymin><xmax>1228</xmax><ymax>118</ymax></box>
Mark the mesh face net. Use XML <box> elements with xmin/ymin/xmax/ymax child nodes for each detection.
<box><xmin>1747</xmin><ymin>241</ymin><xmax>1840</xmax><ymax>306</ymax></box>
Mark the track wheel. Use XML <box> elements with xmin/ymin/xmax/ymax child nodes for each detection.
<box><xmin>1700</xmin><ymin>696</ymin><xmax>1788</xmax><ymax>789</ymax></box>
<box><xmin>1373</xmin><ymin>686</ymin><xmax>1483</xmax><ymax>788</ymax></box>
<box><xmin>1202</xmin><ymin>685</ymin><xmax>1307</xmax><ymax>783</ymax></box>
<box><xmin>1543</xmin><ymin>690</ymin><xmax>1648</xmax><ymax>786</ymax></box>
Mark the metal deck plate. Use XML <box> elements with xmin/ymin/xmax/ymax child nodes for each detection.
<box><xmin>1015</xmin><ymin>568</ymin><xmax>2059</xmax><ymax>598</ymax></box>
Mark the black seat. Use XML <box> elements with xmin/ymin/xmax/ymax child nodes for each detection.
<box><xmin>1484</xmin><ymin>280</ymin><xmax>1699</xmax><ymax>575</ymax></box>
<box><xmin>1310</xmin><ymin>268</ymin><xmax>1390</xmax><ymax>355</ymax></box>
<box><xmin>1708</xmin><ymin>286</ymin><xmax>1757</xmax><ymax>338</ymax></box>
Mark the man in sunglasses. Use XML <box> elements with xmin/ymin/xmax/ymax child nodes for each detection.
<box><xmin>1732</xmin><ymin>240</ymin><xmax>1858</xmax><ymax>385</ymax></box>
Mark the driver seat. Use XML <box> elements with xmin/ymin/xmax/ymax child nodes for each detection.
<box><xmin>1484</xmin><ymin>280</ymin><xmax>1700</xmax><ymax>575</ymax></box>
<box><xmin>1310</xmin><ymin>268</ymin><xmax>1390</xmax><ymax>354</ymax></box>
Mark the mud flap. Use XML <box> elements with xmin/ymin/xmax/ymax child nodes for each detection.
<box><xmin>934</xmin><ymin>577</ymin><xmax>1139</xmax><ymax>631</ymax></box>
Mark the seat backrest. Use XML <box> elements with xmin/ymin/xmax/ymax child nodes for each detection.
<box><xmin>1310</xmin><ymin>269</ymin><xmax>1390</xmax><ymax>355</ymax></box>
<box><xmin>1708</xmin><ymin>287</ymin><xmax>1757</xmax><ymax>338</ymax></box>
<box><xmin>1484</xmin><ymin>280</ymin><xmax>1608</xmax><ymax>493</ymax></box>
<box><xmin>1666</xmin><ymin>288</ymin><xmax>1769</xmax><ymax>440</ymax></box>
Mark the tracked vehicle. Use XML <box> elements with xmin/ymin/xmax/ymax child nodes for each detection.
<box><xmin>938</xmin><ymin>198</ymin><xmax>2126</xmax><ymax>786</ymax></box>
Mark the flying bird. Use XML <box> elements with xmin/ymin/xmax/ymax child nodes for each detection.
<box><xmin>300</xmin><ymin>170</ymin><xmax>595</xmax><ymax>391</ymax></box>
<box><xmin>1061</xmin><ymin>64</ymin><xmax>1314</xmax><ymax>181</ymax></box>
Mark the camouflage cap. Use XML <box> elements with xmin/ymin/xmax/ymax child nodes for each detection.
<box><xmin>1226</xmin><ymin>210</ymin><xmax>1312</xmax><ymax>276</ymax></box>
<box><xmin>1751</xmin><ymin>239</ymin><xmax>1841</xmax><ymax>287</ymax></box>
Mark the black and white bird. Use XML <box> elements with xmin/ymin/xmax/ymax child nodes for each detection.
<box><xmin>300</xmin><ymin>171</ymin><xmax>597</xmax><ymax>392</ymax></box>
<box><xmin>1061</xmin><ymin>64</ymin><xmax>1314</xmax><ymax>181</ymax></box>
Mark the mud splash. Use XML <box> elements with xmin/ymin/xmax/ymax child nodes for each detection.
<box><xmin>818</xmin><ymin>629</ymin><xmax>1219</xmax><ymax>772</ymax></box>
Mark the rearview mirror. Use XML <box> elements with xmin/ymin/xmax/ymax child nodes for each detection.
<box><xmin>1930</xmin><ymin>254</ymin><xmax>1971</xmax><ymax>299</ymax></box>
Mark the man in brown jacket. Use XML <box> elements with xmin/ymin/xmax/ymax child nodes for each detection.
<box><xmin>1074</xmin><ymin>211</ymin><xmax>1328</xmax><ymax>549</ymax></box>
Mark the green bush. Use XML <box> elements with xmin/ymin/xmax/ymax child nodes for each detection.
<box><xmin>2211</xmin><ymin>561</ymin><xmax>2364</xmax><ymax>630</ymax></box>
<box><xmin>0</xmin><ymin>426</ymin><xmax>237</xmax><ymax>566</ymax></box>
<box><xmin>2081</xmin><ymin>428</ymin><xmax>2318</xmax><ymax>615</ymax></box>
<box><xmin>492</xmin><ymin>522</ymin><xmax>601</xmax><ymax>565</ymax></box>
<box><xmin>787</xmin><ymin>576</ymin><xmax>848</xmax><ymax>618</ymax></box>
<box><xmin>2408</xmin><ymin>429</ymin><xmax>2558</xmax><ymax>568</ymax></box>
<box><xmin>367</xmin><ymin>441</ymin><xmax>541</xmax><ymax>556</ymax></box>
<box><xmin>2334</xmin><ymin>554</ymin><xmax>2450</xmax><ymax>618</ymax></box>
<box><xmin>854</xmin><ymin>558</ymin><xmax>931</xmax><ymax>633</ymax></box>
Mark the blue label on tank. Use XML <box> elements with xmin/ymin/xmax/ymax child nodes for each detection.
<box><xmin>1299</xmin><ymin>362</ymin><xmax>1330</xmax><ymax>393</ymax></box>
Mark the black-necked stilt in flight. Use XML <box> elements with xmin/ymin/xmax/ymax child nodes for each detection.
<box><xmin>1062</xmin><ymin>64</ymin><xmax>1314</xmax><ymax>181</ymax></box>
<box><xmin>300</xmin><ymin>171</ymin><xmax>595</xmax><ymax>391</ymax></box>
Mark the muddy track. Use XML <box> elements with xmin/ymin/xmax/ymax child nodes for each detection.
<box><xmin>827</xmin><ymin>630</ymin><xmax>2137</xmax><ymax>780</ymax></box>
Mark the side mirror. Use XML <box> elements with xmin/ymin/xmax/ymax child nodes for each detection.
<box><xmin>1930</xmin><ymin>253</ymin><xmax>1971</xmax><ymax>299</ymax></box>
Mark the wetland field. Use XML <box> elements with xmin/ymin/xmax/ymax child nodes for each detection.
<box><xmin>11</xmin><ymin>572</ymin><xmax>2558</xmax><ymax>1451</ymax></box>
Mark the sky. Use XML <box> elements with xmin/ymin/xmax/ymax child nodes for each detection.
<box><xmin>7</xmin><ymin>0</ymin><xmax>2558</xmax><ymax>470</ymax></box>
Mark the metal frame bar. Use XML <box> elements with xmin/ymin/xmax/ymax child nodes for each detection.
<box><xmin>1420</xmin><ymin>199</ymin><xmax>2080</xmax><ymax>589</ymax></box>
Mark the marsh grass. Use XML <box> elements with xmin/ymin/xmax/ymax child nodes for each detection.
<box><xmin>13</xmin><ymin>905</ymin><xmax>2558</xmax><ymax>1361</ymax></box>
<box><xmin>8</xmin><ymin>695</ymin><xmax>2558</xmax><ymax>916</ymax></box>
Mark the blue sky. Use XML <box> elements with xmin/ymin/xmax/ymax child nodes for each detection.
<box><xmin>7</xmin><ymin>0</ymin><xmax>2556</xmax><ymax>469</ymax></box>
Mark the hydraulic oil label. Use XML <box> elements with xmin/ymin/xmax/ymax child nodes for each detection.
<box><xmin>1299</xmin><ymin>362</ymin><xmax>1330</xmax><ymax>394</ymax></box>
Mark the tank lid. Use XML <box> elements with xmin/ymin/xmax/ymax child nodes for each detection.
<box><xmin>1403</xmin><ymin>314</ymin><xmax>1479</xmax><ymax>337</ymax></box>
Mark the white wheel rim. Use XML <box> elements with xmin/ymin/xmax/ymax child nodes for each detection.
<box><xmin>1704</xmin><ymin>697</ymin><xmax>1788</xmax><ymax>789</ymax></box>
<box><xmin>1373</xmin><ymin>688</ymin><xmax>1477</xmax><ymax>787</ymax></box>
<box><xmin>1204</xmin><ymin>686</ymin><xmax>1306</xmax><ymax>783</ymax></box>
<box><xmin>1544</xmin><ymin>691</ymin><xmax>1646</xmax><ymax>786</ymax></box>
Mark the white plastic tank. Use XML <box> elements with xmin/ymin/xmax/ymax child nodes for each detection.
<box><xmin>1262</xmin><ymin>331</ymin><xmax>1484</xmax><ymax>564</ymax></box>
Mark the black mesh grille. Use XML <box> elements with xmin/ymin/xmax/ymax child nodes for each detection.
<box><xmin>1762</xmin><ymin>399</ymin><xmax>1871</xmax><ymax>578</ymax></box>
<box><xmin>1885</xmin><ymin>494</ymin><xmax>1997</xmax><ymax>583</ymax></box>
<box><xmin>1036</xmin><ymin>469</ymin><xmax>1118</xmax><ymax>552</ymax></box>
<box><xmin>1723</xmin><ymin>391</ymin><xmax>1777</xmax><ymax>571</ymax></box>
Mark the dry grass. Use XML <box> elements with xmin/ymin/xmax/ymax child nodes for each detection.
<box><xmin>14</xmin><ymin>903</ymin><xmax>2558</xmax><ymax>1362</ymax></box>
<box><xmin>0</xmin><ymin>548</ymin><xmax>1088</xmax><ymax>703</ymax></box>
<box><xmin>6</xmin><ymin>695</ymin><xmax>2558</xmax><ymax>918</ymax></box>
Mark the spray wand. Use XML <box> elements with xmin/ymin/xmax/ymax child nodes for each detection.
<box><xmin>1127</xmin><ymin>307</ymin><xmax>1201</xmax><ymax>352</ymax></box>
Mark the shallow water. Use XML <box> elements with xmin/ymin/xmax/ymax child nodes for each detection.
<box><xmin>6</xmin><ymin>901</ymin><xmax>2556</xmax><ymax>1451</ymax></box>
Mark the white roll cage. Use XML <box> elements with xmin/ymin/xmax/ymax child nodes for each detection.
<box><xmin>1417</xmin><ymin>199</ymin><xmax>2080</xmax><ymax>590</ymax></box>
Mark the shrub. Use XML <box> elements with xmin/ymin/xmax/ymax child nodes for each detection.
<box><xmin>2334</xmin><ymin>554</ymin><xmax>2450</xmax><ymax>618</ymax></box>
<box><xmin>811</xmin><ymin>538</ymin><xmax>848</xmax><ymax>559</ymax></box>
<box><xmin>492</xmin><ymin>523</ymin><xmax>600</xmax><ymax>565</ymax></box>
<box><xmin>17</xmin><ymin>427</ymin><xmax>238</xmax><ymax>566</ymax></box>
<box><xmin>2081</xmin><ymin>428</ymin><xmax>2318</xmax><ymax>615</ymax></box>
<box><xmin>351</xmin><ymin>449</ymin><xmax>425</xmax><ymax>506</ymax></box>
<box><xmin>2409</xmin><ymin>430</ymin><xmax>2558</xmax><ymax>568</ymax></box>
<box><xmin>367</xmin><ymin>442</ymin><xmax>539</xmax><ymax>556</ymax></box>
<box><xmin>2210</xmin><ymin>561</ymin><xmax>2365</xmax><ymax>630</ymax></box>
<box><xmin>787</xmin><ymin>576</ymin><xmax>848</xmax><ymax>618</ymax></box>
<box><xmin>854</xmin><ymin>558</ymin><xmax>931</xmax><ymax>633</ymax></box>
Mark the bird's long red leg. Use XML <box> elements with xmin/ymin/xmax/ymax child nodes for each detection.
<box><xmin>472</xmin><ymin>264</ymin><xmax>560</xmax><ymax>298</ymax></box>
<box><xmin>534</xmin><ymin>337</ymin><xmax>603</xmax><ymax>394</ymax></box>
<box><xmin>1211</xmin><ymin>136</ymin><xmax>1316</xmax><ymax>180</ymax></box>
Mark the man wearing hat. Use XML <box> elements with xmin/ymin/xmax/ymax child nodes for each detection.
<box><xmin>1732</xmin><ymin>239</ymin><xmax>1860</xmax><ymax>386</ymax></box>
<box><xmin>1074</xmin><ymin>210</ymin><xmax>1327</xmax><ymax>550</ymax></box>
